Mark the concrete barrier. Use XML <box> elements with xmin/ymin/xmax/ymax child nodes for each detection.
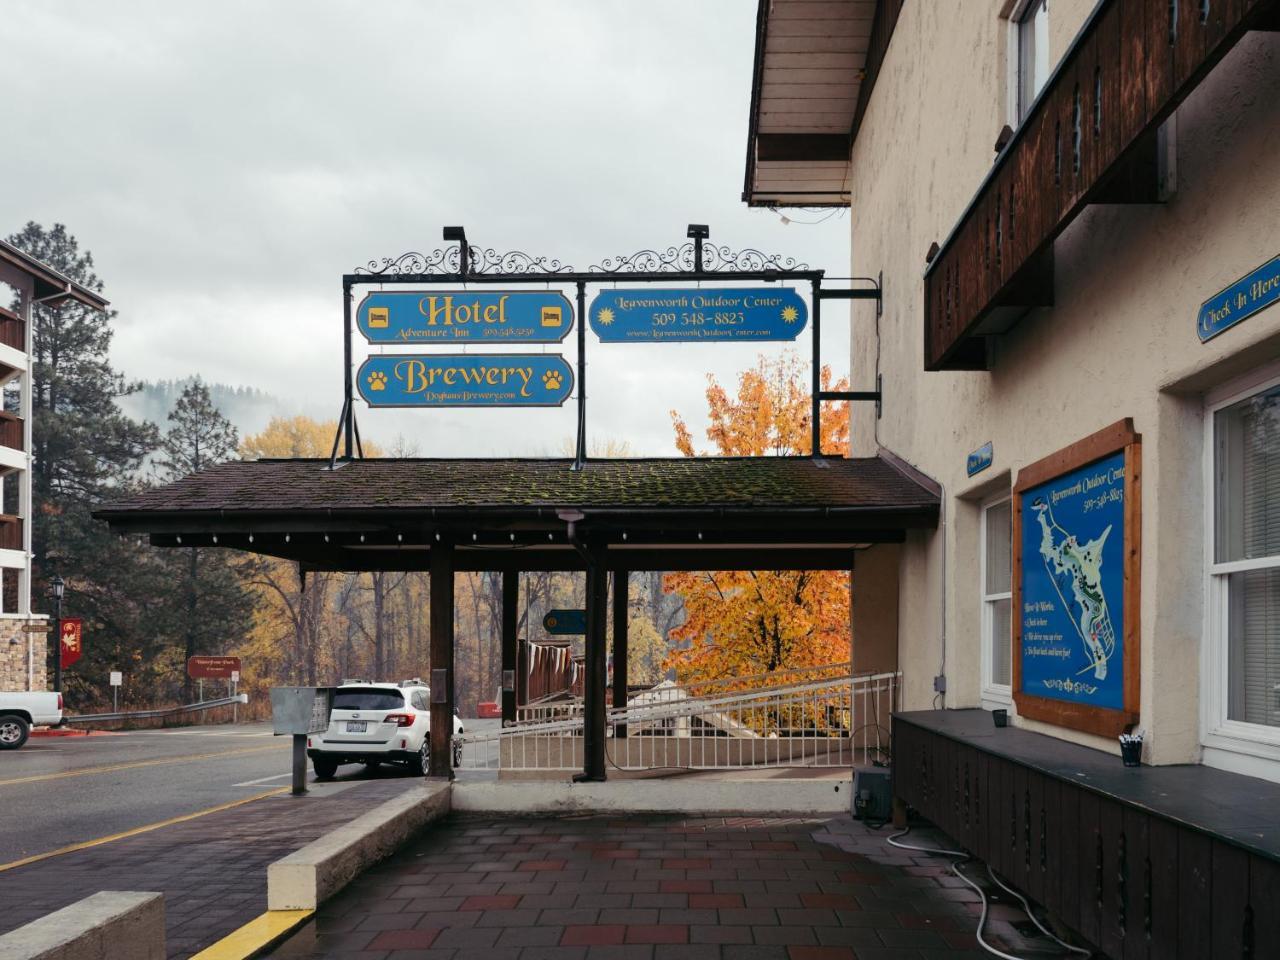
<box><xmin>267</xmin><ymin>781</ymin><xmax>450</xmax><ymax>911</ymax></box>
<box><xmin>453</xmin><ymin>776</ymin><xmax>852</xmax><ymax>816</ymax></box>
<box><xmin>0</xmin><ymin>891</ymin><xmax>164</xmax><ymax>960</ymax></box>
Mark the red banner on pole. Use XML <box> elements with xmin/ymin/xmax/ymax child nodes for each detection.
<box><xmin>60</xmin><ymin>618</ymin><xmax>83</xmax><ymax>670</ymax></box>
<box><xmin>187</xmin><ymin>655</ymin><xmax>242</xmax><ymax>680</ymax></box>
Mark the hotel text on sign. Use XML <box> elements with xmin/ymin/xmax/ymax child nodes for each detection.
<box><xmin>358</xmin><ymin>354</ymin><xmax>574</xmax><ymax>407</ymax></box>
<box><xmin>357</xmin><ymin>291</ymin><xmax>573</xmax><ymax>344</ymax></box>
<box><xmin>589</xmin><ymin>287</ymin><xmax>808</xmax><ymax>343</ymax></box>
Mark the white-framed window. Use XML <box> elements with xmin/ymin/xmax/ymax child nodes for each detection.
<box><xmin>1009</xmin><ymin>0</ymin><xmax>1050</xmax><ymax>125</ymax></box>
<box><xmin>1204</xmin><ymin>361</ymin><xmax>1280</xmax><ymax>773</ymax></box>
<box><xmin>981</xmin><ymin>495</ymin><xmax>1014</xmax><ymax>703</ymax></box>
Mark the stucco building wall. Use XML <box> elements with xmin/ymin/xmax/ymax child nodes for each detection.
<box><xmin>846</xmin><ymin>2</ymin><xmax>1280</xmax><ymax>771</ymax></box>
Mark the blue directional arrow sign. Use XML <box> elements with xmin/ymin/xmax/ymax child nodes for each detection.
<box><xmin>357</xmin><ymin>354</ymin><xmax>574</xmax><ymax>408</ymax></box>
<box><xmin>589</xmin><ymin>287</ymin><xmax>808</xmax><ymax>343</ymax></box>
<box><xmin>357</xmin><ymin>290</ymin><xmax>573</xmax><ymax>344</ymax></box>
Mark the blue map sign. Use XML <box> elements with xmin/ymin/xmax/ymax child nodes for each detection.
<box><xmin>543</xmin><ymin>609</ymin><xmax>586</xmax><ymax>635</ymax></box>
<box><xmin>357</xmin><ymin>354</ymin><xmax>574</xmax><ymax>407</ymax></box>
<box><xmin>588</xmin><ymin>287</ymin><xmax>807</xmax><ymax>343</ymax></box>
<box><xmin>357</xmin><ymin>291</ymin><xmax>573</xmax><ymax>344</ymax></box>
<box><xmin>1019</xmin><ymin>450</ymin><xmax>1126</xmax><ymax>711</ymax></box>
<box><xmin>966</xmin><ymin>441</ymin><xmax>993</xmax><ymax>477</ymax></box>
<box><xmin>1197</xmin><ymin>255</ymin><xmax>1280</xmax><ymax>342</ymax></box>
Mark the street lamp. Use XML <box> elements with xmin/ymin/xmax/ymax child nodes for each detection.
<box><xmin>50</xmin><ymin>576</ymin><xmax>64</xmax><ymax>694</ymax></box>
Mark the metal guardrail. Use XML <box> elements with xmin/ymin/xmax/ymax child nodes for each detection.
<box><xmin>457</xmin><ymin>671</ymin><xmax>899</xmax><ymax>773</ymax></box>
<box><xmin>62</xmin><ymin>694</ymin><xmax>249</xmax><ymax>725</ymax></box>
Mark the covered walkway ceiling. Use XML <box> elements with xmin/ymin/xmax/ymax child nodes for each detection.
<box><xmin>96</xmin><ymin>455</ymin><xmax>939</xmax><ymax>571</ymax></box>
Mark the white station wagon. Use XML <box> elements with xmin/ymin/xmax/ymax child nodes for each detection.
<box><xmin>306</xmin><ymin>680</ymin><xmax>463</xmax><ymax>779</ymax></box>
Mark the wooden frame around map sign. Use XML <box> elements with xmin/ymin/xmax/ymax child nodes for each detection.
<box><xmin>1012</xmin><ymin>419</ymin><xmax>1141</xmax><ymax>738</ymax></box>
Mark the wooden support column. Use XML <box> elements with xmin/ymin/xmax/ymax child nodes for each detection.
<box><xmin>501</xmin><ymin>570</ymin><xmax>518</xmax><ymax>726</ymax></box>
<box><xmin>577</xmin><ymin>552</ymin><xmax>608</xmax><ymax>782</ymax></box>
<box><xmin>612</xmin><ymin>570</ymin><xmax>628</xmax><ymax>739</ymax></box>
<box><xmin>428</xmin><ymin>540</ymin><xmax>455</xmax><ymax>779</ymax></box>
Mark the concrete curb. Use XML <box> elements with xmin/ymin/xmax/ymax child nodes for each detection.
<box><xmin>0</xmin><ymin>891</ymin><xmax>164</xmax><ymax>960</ymax></box>
<box><xmin>453</xmin><ymin>777</ymin><xmax>853</xmax><ymax>816</ymax></box>
<box><xmin>267</xmin><ymin>781</ymin><xmax>451</xmax><ymax>911</ymax></box>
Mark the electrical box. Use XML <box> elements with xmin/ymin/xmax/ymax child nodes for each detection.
<box><xmin>852</xmin><ymin>767</ymin><xmax>893</xmax><ymax>823</ymax></box>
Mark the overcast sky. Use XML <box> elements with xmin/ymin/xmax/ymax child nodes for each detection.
<box><xmin>7</xmin><ymin>1</ymin><xmax>852</xmax><ymax>457</ymax></box>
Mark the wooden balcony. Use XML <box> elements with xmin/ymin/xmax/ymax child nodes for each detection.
<box><xmin>0</xmin><ymin>516</ymin><xmax>23</xmax><ymax>552</ymax></box>
<box><xmin>0</xmin><ymin>306</ymin><xmax>24</xmax><ymax>353</ymax></box>
<box><xmin>0</xmin><ymin>412</ymin><xmax>22</xmax><ymax>453</ymax></box>
<box><xmin>923</xmin><ymin>0</ymin><xmax>1280</xmax><ymax>371</ymax></box>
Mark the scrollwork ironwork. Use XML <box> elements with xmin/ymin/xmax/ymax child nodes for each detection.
<box><xmin>355</xmin><ymin>245</ymin><xmax>573</xmax><ymax>276</ymax></box>
<box><xmin>588</xmin><ymin>241</ymin><xmax>808</xmax><ymax>274</ymax></box>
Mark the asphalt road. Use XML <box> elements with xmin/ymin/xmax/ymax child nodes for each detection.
<box><xmin>0</xmin><ymin>721</ymin><xmax>423</xmax><ymax>864</ymax></box>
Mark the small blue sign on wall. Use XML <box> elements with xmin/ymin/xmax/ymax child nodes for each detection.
<box><xmin>1197</xmin><ymin>255</ymin><xmax>1280</xmax><ymax>342</ymax></box>
<box><xmin>543</xmin><ymin>609</ymin><xmax>586</xmax><ymax>635</ymax></box>
<box><xmin>357</xmin><ymin>354</ymin><xmax>574</xmax><ymax>407</ymax></box>
<box><xmin>1019</xmin><ymin>450</ymin><xmax>1126</xmax><ymax>711</ymax></box>
<box><xmin>966</xmin><ymin>441</ymin><xmax>993</xmax><ymax>477</ymax></box>
<box><xmin>357</xmin><ymin>291</ymin><xmax>573</xmax><ymax>344</ymax></box>
<box><xmin>589</xmin><ymin>287</ymin><xmax>807</xmax><ymax>343</ymax></box>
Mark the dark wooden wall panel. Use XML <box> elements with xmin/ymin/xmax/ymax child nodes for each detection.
<box><xmin>892</xmin><ymin>716</ymin><xmax>1279</xmax><ymax>960</ymax></box>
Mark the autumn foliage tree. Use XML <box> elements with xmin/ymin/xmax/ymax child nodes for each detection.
<box><xmin>664</xmin><ymin>353</ymin><xmax>852</xmax><ymax>685</ymax></box>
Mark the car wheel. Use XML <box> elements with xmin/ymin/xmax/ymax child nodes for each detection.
<box><xmin>452</xmin><ymin>738</ymin><xmax>463</xmax><ymax>768</ymax></box>
<box><xmin>419</xmin><ymin>739</ymin><xmax>431</xmax><ymax>776</ymax></box>
<box><xmin>0</xmin><ymin>715</ymin><xmax>29</xmax><ymax>750</ymax></box>
<box><xmin>312</xmin><ymin>755</ymin><xmax>338</xmax><ymax>780</ymax></box>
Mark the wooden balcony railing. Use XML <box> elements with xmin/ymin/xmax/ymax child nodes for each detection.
<box><xmin>0</xmin><ymin>412</ymin><xmax>23</xmax><ymax>453</ymax></box>
<box><xmin>0</xmin><ymin>306</ymin><xmax>24</xmax><ymax>353</ymax></box>
<box><xmin>923</xmin><ymin>0</ymin><xmax>1280</xmax><ymax>371</ymax></box>
<box><xmin>0</xmin><ymin>516</ymin><xmax>23</xmax><ymax>551</ymax></box>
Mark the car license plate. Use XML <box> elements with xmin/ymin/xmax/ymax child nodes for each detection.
<box><xmin>346</xmin><ymin>721</ymin><xmax>367</xmax><ymax>733</ymax></box>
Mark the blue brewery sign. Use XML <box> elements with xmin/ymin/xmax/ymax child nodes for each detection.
<box><xmin>588</xmin><ymin>287</ymin><xmax>807</xmax><ymax>343</ymax></box>
<box><xmin>543</xmin><ymin>609</ymin><xmax>586</xmax><ymax>635</ymax></box>
<box><xmin>1197</xmin><ymin>255</ymin><xmax>1280</xmax><ymax>342</ymax></box>
<box><xmin>1019</xmin><ymin>450</ymin><xmax>1126</xmax><ymax>712</ymax></box>
<box><xmin>356</xmin><ymin>291</ymin><xmax>573</xmax><ymax>344</ymax></box>
<box><xmin>357</xmin><ymin>354</ymin><xmax>574</xmax><ymax>407</ymax></box>
<box><xmin>966</xmin><ymin>441</ymin><xmax>993</xmax><ymax>477</ymax></box>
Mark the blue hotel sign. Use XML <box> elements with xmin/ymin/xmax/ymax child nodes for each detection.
<box><xmin>357</xmin><ymin>291</ymin><xmax>573</xmax><ymax>344</ymax></box>
<box><xmin>589</xmin><ymin>287</ymin><xmax>807</xmax><ymax>343</ymax></box>
<box><xmin>1019</xmin><ymin>450</ymin><xmax>1126</xmax><ymax>712</ymax></box>
<box><xmin>1197</xmin><ymin>255</ymin><xmax>1280</xmax><ymax>342</ymax></box>
<box><xmin>357</xmin><ymin>354</ymin><xmax>574</xmax><ymax>407</ymax></box>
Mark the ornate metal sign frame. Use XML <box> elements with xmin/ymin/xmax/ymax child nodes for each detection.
<box><xmin>335</xmin><ymin>225</ymin><xmax>882</xmax><ymax>467</ymax></box>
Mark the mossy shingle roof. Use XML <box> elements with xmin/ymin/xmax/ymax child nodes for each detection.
<box><xmin>98</xmin><ymin>456</ymin><xmax>938</xmax><ymax>517</ymax></box>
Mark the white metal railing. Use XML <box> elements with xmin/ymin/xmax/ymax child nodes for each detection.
<box><xmin>510</xmin><ymin>661</ymin><xmax>854</xmax><ymax>727</ymax></box>
<box><xmin>454</xmin><ymin>669</ymin><xmax>897</xmax><ymax>773</ymax></box>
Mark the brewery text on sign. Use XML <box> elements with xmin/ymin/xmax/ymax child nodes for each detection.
<box><xmin>187</xmin><ymin>655</ymin><xmax>242</xmax><ymax>680</ymax></box>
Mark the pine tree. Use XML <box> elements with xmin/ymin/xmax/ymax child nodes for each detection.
<box><xmin>156</xmin><ymin>381</ymin><xmax>254</xmax><ymax>700</ymax></box>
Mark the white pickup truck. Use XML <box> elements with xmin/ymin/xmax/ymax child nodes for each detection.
<box><xmin>0</xmin><ymin>692</ymin><xmax>63</xmax><ymax>749</ymax></box>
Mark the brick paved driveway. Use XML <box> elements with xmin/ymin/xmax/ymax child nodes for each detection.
<box><xmin>0</xmin><ymin>777</ymin><xmax>416</xmax><ymax>959</ymax></box>
<box><xmin>270</xmin><ymin>814</ymin><xmax>1071</xmax><ymax>960</ymax></box>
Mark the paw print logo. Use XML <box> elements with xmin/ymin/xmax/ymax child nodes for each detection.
<box><xmin>366</xmin><ymin>371</ymin><xmax>388</xmax><ymax>392</ymax></box>
<box><xmin>542</xmin><ymin>369</ymin><xmax>563</xmax><ymax>392</ymax></box>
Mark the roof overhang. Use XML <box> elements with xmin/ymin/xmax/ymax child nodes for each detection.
<box><xmin>94</xmin><ymin>456</ymin><xmax>940</xmax><ymax>572</ymax></box>
<box><xmin>0</xmin><ymin>239</ymin><xmax>110</xmax><ymax>311</ymax></box>
<box><xmin>741</xmin><ymin>0</ymin><xmax>879</xmax><ymax>207</ymax></box>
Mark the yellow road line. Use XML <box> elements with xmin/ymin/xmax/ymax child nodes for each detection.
<box><xmin>0</xmin><ymin>787</ymin><xmax>289</xmax><ymax>873</ymax></box>
<box><xmin>189</xmin><ymin>909</ymin><xmax>313</xmax><ymax>960</ymax></box>
<box><xmin>0</xmin><ymin>742</ymin><xmax>287</xmax><ymax>787</ymax></box>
